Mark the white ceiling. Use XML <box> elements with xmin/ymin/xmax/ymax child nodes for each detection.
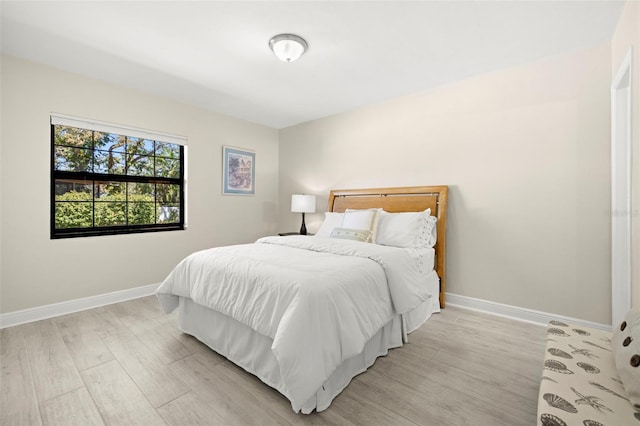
<box><xmin>1</xmin><ymin>1</ymin><xmax>625</xmax><ymax>129</ymax></box>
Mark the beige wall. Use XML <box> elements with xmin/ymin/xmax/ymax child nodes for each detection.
<box><xmin>0</xmin><ymin>55</ymin><xmax>279</xmax><ymax>314</ymax></box>
<box><xmin>279</xmin><ymin>44</ymin><xmax>612</xmax><ymax>324</ymax></box>
<box><xmin>611</xmin><ymin>0</ymin><xmax>640</xmax><ymax>309</ymax></box>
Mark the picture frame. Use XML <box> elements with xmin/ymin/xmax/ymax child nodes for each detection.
<box><xmin>222</xmin><ymin>146</ymin><xmax>255</xmax><ymax>195</ymax></box>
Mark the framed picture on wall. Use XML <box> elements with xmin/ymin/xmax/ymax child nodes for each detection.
<box><xmin>222</xmin><ymin>146</ymin><xmax>255</xmax><ymax>195</ymax></box>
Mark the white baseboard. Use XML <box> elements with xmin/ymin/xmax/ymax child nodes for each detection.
<box><xmin>0</xmin><ymin>283</ymin><xmax>160</xmax><ymax>329</ymax></box>
<box><xmin>445</xmin><ymin>292</ymin><xmax>612</xmax><ymax>331</ymax></box>
<box><xmin>0</xmin><ymin>286</ymin><xmax>611</xmax><ymax>332</ymax></box>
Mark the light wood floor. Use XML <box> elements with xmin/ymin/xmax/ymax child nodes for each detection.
<box><xmin>1</xmin><ymin>296</ymin><xmax>546</xmax><ymax>425</ymax></box>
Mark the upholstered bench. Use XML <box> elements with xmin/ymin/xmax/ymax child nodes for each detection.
<box><xmin>537</xmin><ymin>309</ymin><xmax>640</xmax><ymax>426</ymax></box>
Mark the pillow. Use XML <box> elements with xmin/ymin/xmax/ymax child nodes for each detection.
<box><xmin>315</xmin><ymin>212</ymin><xmax>344</xmax><ymax>237</ymax></box>
<box><xmin>612</xmin><ymin>308</ymin><xmax>640</xmax><ymax>410</ymax></box>
<box><xmin>342</xmin><ymin>208</ymin><xmax>381</xmax><ymax>242</ymax></box>
<box><xmin>376</xmin><ymin>208</ymin><xmax>437</xmax><ymax>248</ymax></box>
<box><xmin>329</xmin><ymin>227</ymin><xmax>372</xmax><ymax>243</ymax></box>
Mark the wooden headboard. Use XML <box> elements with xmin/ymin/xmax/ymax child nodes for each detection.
<box><xmin>328</xmin><ymin>185</ymin><xmax>449</xmax><ymax>308</ymax></box>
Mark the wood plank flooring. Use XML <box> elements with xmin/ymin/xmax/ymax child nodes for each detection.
<box><xmin>0</xmin><ymin>297</ymin><xmax>546</xmax><ymax>425</ymax></box>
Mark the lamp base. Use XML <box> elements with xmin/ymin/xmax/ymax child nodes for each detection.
<box><xmin>299</xmin><ymin>212</ymin><xmax>307</xmax><ymax>235</ymax></box>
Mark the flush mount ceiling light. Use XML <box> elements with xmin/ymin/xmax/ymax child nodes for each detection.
<box><xmin>269</xmin><ymin>34</ymin><xmax>308</xmax><ymax>63</ymax></box>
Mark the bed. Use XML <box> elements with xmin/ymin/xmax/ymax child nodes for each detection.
<box><xmin>156</xmin><ymin>185</ymin><xmax>448</xmax><ymax>413</ymax></box>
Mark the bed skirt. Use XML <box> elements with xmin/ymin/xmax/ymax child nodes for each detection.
<box><xmin>403</xmin><ymin>271</ymin><xmax>441</xmax><ymax>334</ymax></box>
<box><xmin>177</xmin><ymin>287</ymin><xmax>440</xmax><ymax>413</ymax></box>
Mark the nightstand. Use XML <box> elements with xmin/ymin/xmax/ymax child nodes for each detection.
<box><xmin>278</xmin><ymin>232</ymin><xmax>314</xmax><ymax>236</ymax></box>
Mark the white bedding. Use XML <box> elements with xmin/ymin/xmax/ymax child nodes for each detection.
<box><xmin>156</xmin><ymin>235</ymin><xmax>436</xmax><ymax>412</ymax></box>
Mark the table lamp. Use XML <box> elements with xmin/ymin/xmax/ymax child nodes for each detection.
<box><xmin>291</xmin><ymin>194</ymin><xmax>316</xmax><ymax>235</ymax></box>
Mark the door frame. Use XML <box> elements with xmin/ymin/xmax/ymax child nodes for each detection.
<box><xmin>610</xmin><ymin>47</ymin><xmax>633</xmax><ymax>328</ymax></box>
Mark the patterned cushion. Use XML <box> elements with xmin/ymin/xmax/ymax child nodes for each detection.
<box><xmin>537</xmin><ymin>321</ymin><xmax>640</xmax><ymax>425</ymax></box>
<box><xmin>612</xmin><ymin>309</ymin><xmax>640</xmax><ymax>411</ymax></box>
<box><xmin>329</xmin><ymin>227</ymin><xmax>372</xmax><ymax>243</ymax></box>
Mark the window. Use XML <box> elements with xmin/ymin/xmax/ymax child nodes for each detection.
<box><xmin>51</xmin><ymin>115</ymin><xmax>186</xmax><ymax>238</ymax></box>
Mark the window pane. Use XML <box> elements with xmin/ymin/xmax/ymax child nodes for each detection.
<box><xmin>94</xmin><ymin>133</ymin><xmax>125</xmax><ymax>153</ymax></box>
<box><xmin>156</xmin><ymin>142</ymin><xmax>179</xmax><ymax>159</ymax></box>
<box><xmin>55</xmin><ymin>179</ymin><xmax>92</xmax><ymax>201</ymax></box>
<box><xmin>55</xmin><ymin>146</ymin><xmax>93</xmax><ymax>172</ymax></box>
<box><xmin>127</xmin><ymin>182</ymin><xmax>154</xmax><ymax>198</ymax></box>
<box><xmin>95</xmin><ymin>181</ymin><xmax>125</xmax><ymax>200</ymax></box>
<box><xmin>127</xmin><ymin>154</ymin><xmax>153</xmax><ymax>176</ymax></box>
<box><xmin>157</xmin><ymin>183</ymin><xmax>180</xmax><ymax>203</ymax></box>
<box><xmin>94</xmin><ymin>202</ymin><xmax>126</xmax><ymax>226</ymax></box>
<box><xmin>128</xmin><ymin>202</ymin><xmax>155</xmax><ymax>225</ymax></box>
<box><xmin>55</xmin><ymin>202</ymin><xmax>93</xmax><ymax>229</ymax></box>
<box><xmin>158</xmin><ymin>204</ymin><xmax>180</xmax><ymax>223</ymax></box>
<box><xmin>94</xmin><ymin>181</ymin><xmax>126</xmax><ymax>226</ymax></box>
<box><xmin>126</xmin><ymin>183</ymin><xmax>155</xmax><ymax>225</ymax></box>
<box><xmin>155</xmin><ymin>157</ymin><xmax>179</xmax><ymax>178</ymax></box>
<box><xmin>94</xmin><ymin>150</ymin><xmax>125</xmax><ymax>175</ymax></box>
<box><xmin>127</xmin><ymin>138</ymin><xmax>154</xmax><ymax>156</ymax></box>
<box><xmin>54</xmin><ymin>125</ymin><xmax>93</xmax><ymax>148</ymax></box>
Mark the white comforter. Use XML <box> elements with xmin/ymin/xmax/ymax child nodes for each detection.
<box><xmin>156</xmin><ymin>235</ymin><xmax>434</xmax><ymax>411</ymax></box>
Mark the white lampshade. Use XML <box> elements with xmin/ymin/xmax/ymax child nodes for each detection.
<box><xmin>291</xmin><ymin>194</ymin><xmax>316</xmax><ymax>213</ymax></box>
<box><xmin>269</xmin><ymin>34</ymin><xmax>308</xmax><ymax>62</ymax></box>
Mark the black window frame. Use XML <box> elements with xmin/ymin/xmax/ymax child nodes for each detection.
<box><xmin>51</xmin><ymin>123</ymin><xmax>185</xmax><ymax>239</ymax></box>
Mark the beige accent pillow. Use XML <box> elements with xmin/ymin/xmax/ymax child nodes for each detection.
<box><xmin>329</xmin><ymin>227</ymin><xmax>372</xmax><ymax>243</ymax></box>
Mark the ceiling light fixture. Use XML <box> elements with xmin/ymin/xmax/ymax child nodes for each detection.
<box><xmin>269</xmin><ymin>34</ymin><xmax>308</xmax><ymax>63</ymax></box>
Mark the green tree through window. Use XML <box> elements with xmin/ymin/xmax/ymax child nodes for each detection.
<box><xmin>51</xmin><ymin>121</ymin><xmax>184</xmax><ymax>238</ymax></box>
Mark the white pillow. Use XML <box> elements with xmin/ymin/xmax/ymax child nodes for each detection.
<box><xmin>315</xmin><ymin>212</ymin><xmax>344</xmax><ymax>237</ymax></box>
<box><xmin>342</xmin><ymin>208</ymin><xmax>381</xmax><ymax>242</ymax></box>
<box><xmin>376</xmin><ymin>208</ymin><xmax>437</xmax><ymax>248</ymax></box>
